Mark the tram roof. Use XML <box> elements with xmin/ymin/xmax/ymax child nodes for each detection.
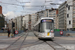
<box><xmin>33</xmin><ymin>17</ymin><xmax>53</xmax><ymax>27</ymax></box>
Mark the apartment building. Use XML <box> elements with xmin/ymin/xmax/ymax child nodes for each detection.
<box><xmin>31</xmin><ymin>13</ymin><xmax>37</xmax><ymax>30</ymax></box>
<box><xmin>22</xmin><ymin>14</ymin><xmax>31</xmax><ymax>30</ymax></box>
<box><xmin>58</xmin><ymin>1</ymin><xmax>67</xmax><ymax>30</ymax></box>
<box><xmin>16</xmin><ymin>16</ymin><xmax>23</xmax><ymax>31</ymax></box>
<box><xmin>66</xmin><ymin>0</ymin><xmax>75</xmax><ymax>30</ymax></box>
<box><xmin>48</xmin><ymin>9</ymin><xmax>58</xmax><ymax>29</ymax></box>
<box><xmin>36</xmin><ymin>9</ymin><xmax>58</xmax><ymax>29</ymax></box>
<box><xmin>36</xmin><ymin>10</ymin><xmax>48</xmax><ymax>18</ymax></box>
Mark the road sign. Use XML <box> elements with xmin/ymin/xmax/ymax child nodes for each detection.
<box><xmin>60</xmin><ymin>31</ymin><xmax>63</xmax><ymax>35</ymax></box>
<box><xmin>15</xmin><ymin>30</ymin><xmax>18</xmax><ymax>34</ymax></box>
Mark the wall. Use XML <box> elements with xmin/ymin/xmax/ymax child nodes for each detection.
<box><xmin>54</xmin><ymin>31</ymin><xmax>75</xmax><ymax>37</ymax></box>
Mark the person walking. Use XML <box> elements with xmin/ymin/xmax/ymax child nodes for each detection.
<box><xmin>7</xmin><ymin>28</ymin><xmax>10</xmax><ymax>37</ymax></box>
<box><xmin>13</xmin><ymin>29</ymin><xmax>15</xmax><ymax>36</ymax></box>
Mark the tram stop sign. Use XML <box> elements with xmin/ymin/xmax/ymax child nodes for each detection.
<box><xmin>60</xmin><ymin>31</ymin><xmax>63</xmax><ymax>35</ymax></box>
<box><xmin>15</xmin><ymin>30</ymin><xmax>18</xmax><ymax>34</ymax></box>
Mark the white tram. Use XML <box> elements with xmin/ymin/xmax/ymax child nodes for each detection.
<box><xmin>33</xmin><ymin>17</ymin><xmax>54</xmax><ymax>39</ymax></box>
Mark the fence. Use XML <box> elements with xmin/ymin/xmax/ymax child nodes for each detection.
<box><xmin>54</xmin><ymin>31</ymin><xmax>75</xmax><ymax>37</ymax></box>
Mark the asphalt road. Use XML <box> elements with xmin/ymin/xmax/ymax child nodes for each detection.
<box><xmin>0</xmin><ymin>31</ymin><xmax>75</xmax><ymax>50</ymax></box>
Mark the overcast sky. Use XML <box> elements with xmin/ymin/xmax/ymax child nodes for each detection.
<box><xmin>0</xmin><ymin>0</ymin><xmax>66</xmax><ymax>19</ymax></box>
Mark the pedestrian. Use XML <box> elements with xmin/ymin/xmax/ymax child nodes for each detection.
<box><xmin>13</xmin><ymin>29</ymin><xmax>15</xmax><ymax>36</ymax></box>
<box><xmin>7</xmin><ymin>28</ymin><xmax>10</xmax><ymax>37</ymax></box>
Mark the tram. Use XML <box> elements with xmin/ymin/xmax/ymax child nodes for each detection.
<box><xmin>33</xmin><ymin>17</ymin><xmax>54</xmax><ymax>39</ymax></box>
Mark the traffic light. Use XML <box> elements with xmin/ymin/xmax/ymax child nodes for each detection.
<box><xmin>12</xmin><ymin>21</ymin><xmax>15</xmax><ymax>28</ymax></box>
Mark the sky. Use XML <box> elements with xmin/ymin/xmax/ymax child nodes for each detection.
<box><xmin>0</xmin><ymin>0</ymin><xmax>66</xmax><ymax>20</ymax></box>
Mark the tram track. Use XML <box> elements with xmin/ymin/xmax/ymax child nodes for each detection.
<box><xmin>18</xmin><ymin>32</ymin><xmax>44</xmax><ymax>49</ymax></box>
<box><xmin>18</xmin><ymin>32</ymin><xmax>28</xmax><ymax>50</ymax></box>
<box><xmin>3</xmin><ymin>31</ymin><xmax>69</xmax><ymax>50</ymax></box>
<box><xmin>33</xmin><ymin>30</ymin><xmax>69</xmax><ymax>50</ymax></box>
<box><xmin>4</xmin><ymin>31</ymin><xmax>28</xmax><ymax>50</ymax></box>
<box><xmin>32</xmin><ymin>31</ymin><xmax>69</xmax><ymax>50</ymax></box>
<box><xmin>43</xmin><ymin>40</ymin><xmax>69</xmax><ymax>50</ymax></box>
<box><xmin>3</xmin><ymin>31</ymin><xmax>44</xmax><ymax>50</ymax></box>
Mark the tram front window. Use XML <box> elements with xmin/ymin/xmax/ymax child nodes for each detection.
<box><xmin>40</xmin><ymin>20</ymin><xmax>54</xmax><ymax>32</ymax></box>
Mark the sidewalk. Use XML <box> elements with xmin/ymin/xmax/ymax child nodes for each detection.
<box><xmin>0</xmin><ymin>33</ymin><xmax>8</xmax><ymax>36</ymax></box>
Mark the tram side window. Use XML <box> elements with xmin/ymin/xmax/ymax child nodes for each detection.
<box><xmin>35</xmin><ymin>25</ymin><xmax>38</xmax><ymax>31</ymax></box>
<box><xmin>38</xmin><ymin>24</ymin><xmax>40</xmax><ymax>32</ymax></box>
<box><xmin>35</xmin><ymin>25</ymin><xmax>37</xmax><ymax>31</ymax></box>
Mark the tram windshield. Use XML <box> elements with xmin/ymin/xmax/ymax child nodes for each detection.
<box><xmin>40</xmin><ymin>19</ymin><xmax>54</xmax><ymax>32</ymax></box>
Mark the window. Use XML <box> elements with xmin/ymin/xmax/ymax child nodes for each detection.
<box><xmin>69</xmin><ymin>20</ymin><xmax>71</xmax><ymax>24</ymax></box>
<box><xmin>68</xmin><ymin>6</ymin><xmax>70</xmax><ymax>10</ymax></box>
<box><xmin>67</xmin><ymin>14</ymin><xmax>69</xmax><ymax>18</ymax></box>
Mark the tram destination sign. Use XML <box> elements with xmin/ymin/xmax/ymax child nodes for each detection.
<box><xmin>41</xmin><ymin>19</ymin><xmax>54</xmax><ymax>23</ymax></box>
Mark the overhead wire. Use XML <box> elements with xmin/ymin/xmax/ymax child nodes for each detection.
<box><xmin>0</xmin><ymin>0</ymin><xmax>56</xmax><ymax>14</ymax></box>
<box><xmin>0</xmin><ymin>2</ymin><xmax>46</xmax><ymax>7</ymax></box>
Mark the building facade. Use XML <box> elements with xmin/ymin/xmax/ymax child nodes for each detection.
<box><xmin>31</xmin><ymin>13</ymin><xmax>37</xmax><ymax>30</ymax></box>
<box><xmin>36</xmin><ymin>9</ymin><xmax>58</xmax><ymax>29</ymax></box>
<box><xmin>58</xmin><ymin>1</ymin><xmax>67</xmax><ymax>30</ymax></box>
<box><xmin>48</xmin><ymin>9</ymin><xmax>58</xmax><ymax>29</ymax></box>
<box><xmin>16</xmin><ymin>16</ymin><xmax>23</xmax><ymax>31</ymax></box>
<box><xmin>36</xmin><ymin>10</ymin><xmax>48</xmax><ymax>18</ymax></box>
<box><xmin>8</xmin><ymin>19</ymin><xmax>12</xmax><ymax>30</ymax></box>
<box><xmin>23</xmin><ymin>14</ymin><xmax>31</xmax><ymax>30</ymax></box>
<box><xmin>0</xmin><ymin>5</ymin><xmax>2</xmax><ymax>14</ymax></box>
<box><xmin>66</xmin><ymin>0</ymin><xmax>75</xmax><ymax>30</ymax></box>
<box><xmin>0</xmin><ymin>5</ymin><xmax>5</xmax><ymax>29</ymax></box>
<box><xmin>0</xmin><ymin>15</ymin><xmax>5</xmax><ymax>29</ymax></box>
